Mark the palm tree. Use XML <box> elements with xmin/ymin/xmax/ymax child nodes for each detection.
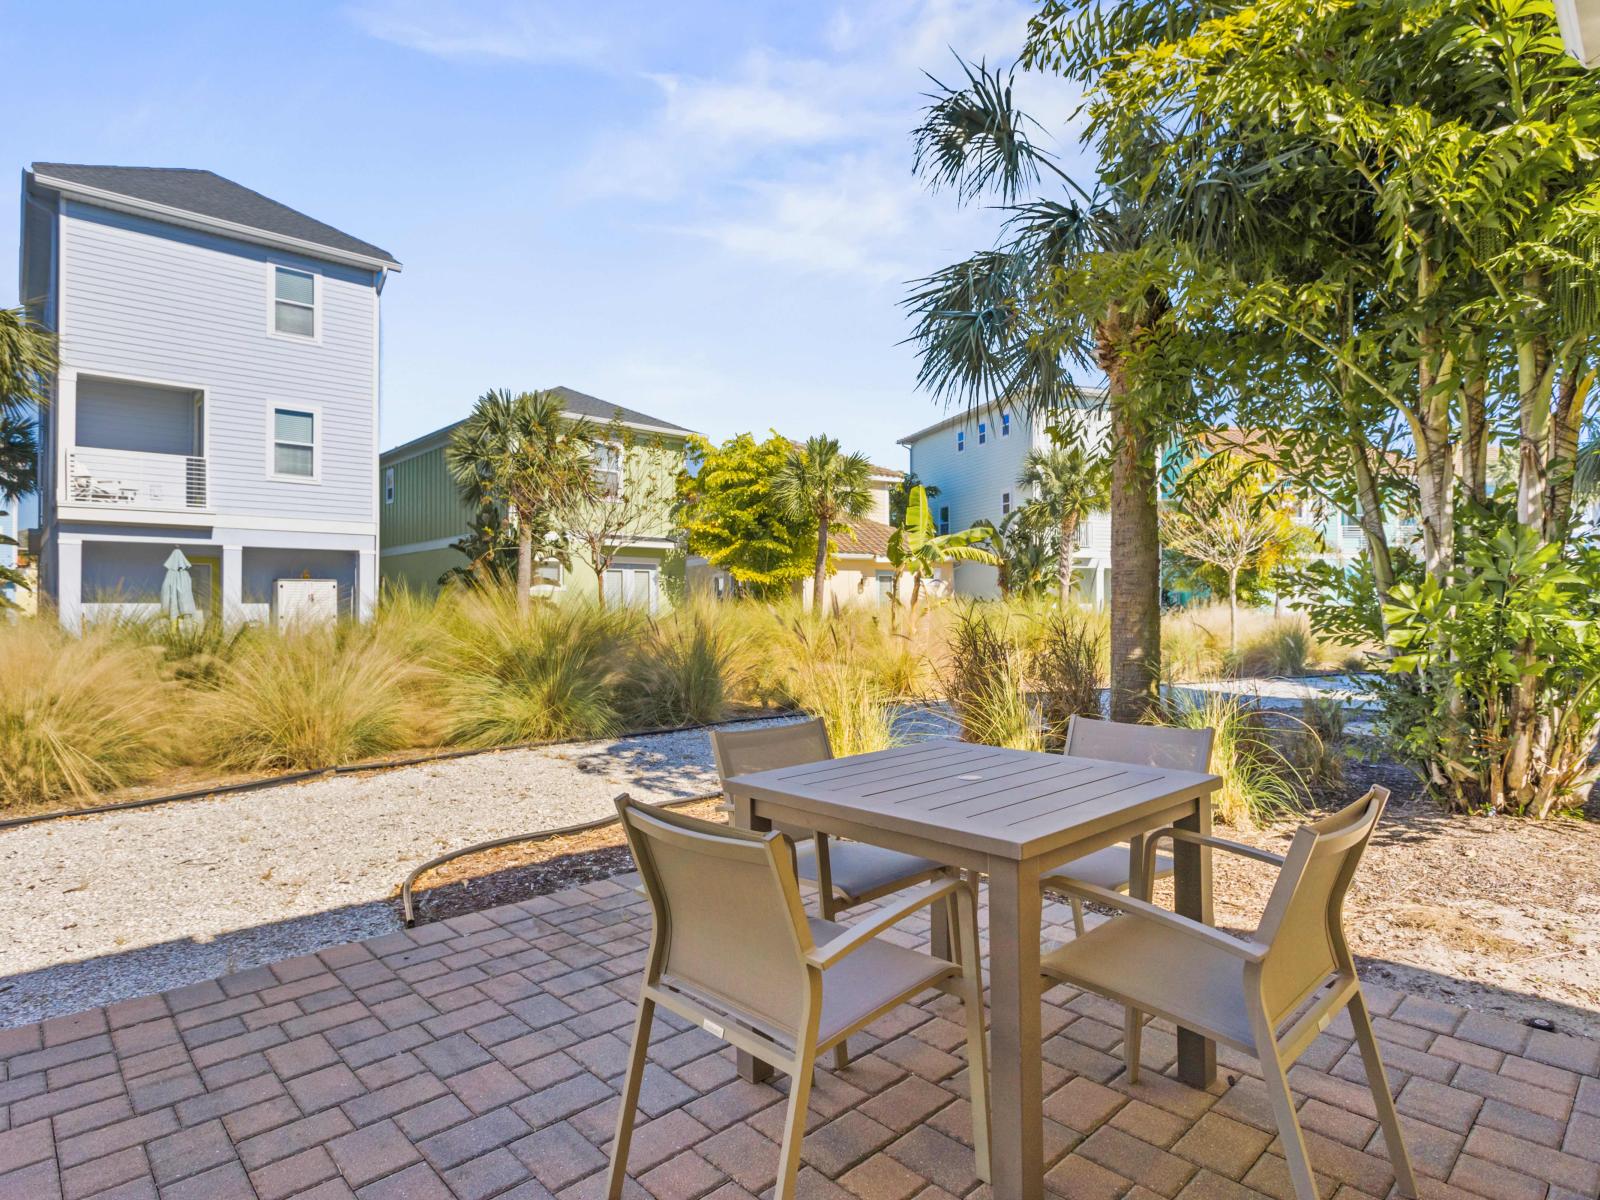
<box><xmin>0</xmin><ymin>309</ymin><xmax>55</xmax><ymax>608</ymax></box>
<box><xmin>889</xmin><ymin>485</ymin><xmax>1001</xmax><ymax>629</ymax></box>
<box><xmin>1018</xmin><ymin>446</ymin><xmax>1109</xmax><ymax>606</ymax></box>
<box><xmin>446</xmin><ymin>389</ymin><xmax>595</xmax><ymax>614</ymax></box>
<box><xmin>774</xmin><ymin>436</ymin><xmax>873</xmax><ymax>613</ymax></box>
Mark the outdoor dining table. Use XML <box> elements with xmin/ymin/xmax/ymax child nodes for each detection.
<box><xmin>726</xmin><ymin>737</ymin><xmax>1224</xmax><ymax>1200</ymax></box>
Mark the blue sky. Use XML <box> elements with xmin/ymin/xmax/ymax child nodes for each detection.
<box><xmin>0</xmin><ymin>0</ymin><xmax>1092</xmax><ymax>469</ymax></box>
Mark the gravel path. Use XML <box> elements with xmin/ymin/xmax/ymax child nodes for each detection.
<box><xmin>0</xmin><ymin>718</ymin><xmax>800</xmax><ymax>1029</ymax></box>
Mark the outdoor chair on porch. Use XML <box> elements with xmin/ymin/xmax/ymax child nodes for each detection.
<box><xmin>711</xmin><ymin>719</ymin><xmax>946</xmax><ymax>1066</ymax></box>
<box><xmin>1042</xmin><ymin>716</ymin><xmax>1215</xmax><ymax>935</ymax></box>
<box><xmin>1039</xmin><ymin>786</ymin><xmax>1417</xmax><ymax>1200</ymax></box>
<box><xmin>607</xmin><ymin>794</ymin><xmax>990</xmax><ymax>1200</ymax></box>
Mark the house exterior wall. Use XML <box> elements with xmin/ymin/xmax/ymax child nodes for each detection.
<box><xmin>24</xmin><ymin>177</ymin><xmax>390</xmax><ymax>629</ymax></box>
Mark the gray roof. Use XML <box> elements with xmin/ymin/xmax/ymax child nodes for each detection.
<box><xmin>381</xmin><ymin>386</ymin><xmax>692</xmax><ymax>460</ymax></box>
<box><xmin>31</xmin><ymin>163</ymin><xmax>398</xmax><ymax>267</ymax></box>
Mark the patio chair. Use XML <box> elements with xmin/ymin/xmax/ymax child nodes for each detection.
<box><xmin>1042</xmin><ymin>716</ymin><xmax>1214</xmax><ymax>936</ymax></box>
<box><xmin>607</xmin><ymin>794</ymin><xmax>990</xmax><ymax>1200</ymax></box>
<box><xmin>1039</xmin><ymin>786</ymin><xmax>1416</xmax><ymax>1200</ymax></box>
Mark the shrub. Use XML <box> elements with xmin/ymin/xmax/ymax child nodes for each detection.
<box><xmin>437</xmin><ymin>591</ymin><xmax>638</xmax><ymax>746</ymax></box>
<box><xmin>196</xmin><ymin>625</ymin><xmax>426</xmax><ymax>771</ymax></box>
<box><xmin>944</xmin><ymin>605</ymin><xmax>1040</xmax><ymax>750</ymax></box>
<box><xmin>1158</xmin><ymin>691</ymin><xmax>1305</xmax><ymax>827</ymax></box>
<box><xmin>1028</xmin><ymin>611</ymin><xmax>1104</xmax><ymax>750</ymax></box>
<box><xmin>624</xmin><ymin>601</ymin><xmax>753</xmax><ymax>728</ymax></box>
<box><xmin>770</xmin><ymin>618</ymin><xmax>900</xmax><ymax>755</ymax></box>
<box><xmin>0</xmin><ymin>621</ymin><xmax>178</xmax><ymax>808</ymax></box>
<box><xmin>1289</xmin><ymin>696</ymin><xmax>1347</xmax><ymax>790</ymax></box>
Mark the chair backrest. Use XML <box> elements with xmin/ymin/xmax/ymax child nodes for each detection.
<box><xmin>1064</xmin><ymin>715</ymin><xmax>1214</xmax><ymax>773</ymax></box>
<box><xmin>1253</xmin><ymin>786</ymin><xmax>1389</xmax><ymax>1021</ymax></box>
<box><xmin>709</xmin><ymin>718</ymin><xmax>832</xmax><ymax>840</ymax></box>
<box><xmin>615</xmin><ymin>794</ymin><xmax>814</xmax><ymax>1039</ymax></box>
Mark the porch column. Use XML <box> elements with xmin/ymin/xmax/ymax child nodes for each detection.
<box><xmin>221</xmin><ymin>545</ymin><xmax>243</xmax><ymax>627</ymax></box>
<box><xmin>357</xmin><ymin>549</ymin><xmax>378</xmax><ymax>621</ymax></box>
<box><xmin>56</xmin><ymin>536</ymin><xmax>82</xmax><ymax>631</ymax></box>
<box><xmin>1093</xmin><ymin>562</ymin><xmax>1106</xmax><ymax>610</ymax></box>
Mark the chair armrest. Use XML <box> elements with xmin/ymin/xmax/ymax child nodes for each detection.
<box><xmin>805</xmin><ymin>876</ymin><xmax>962</xmax><ymax>969</ymax></box>
<box><xmin>1141</xmin><ymin>827</ymin><xmax>1284</xmax><ymax>896</ymax></box>
<box><xmin>1047</xmin><ymin>877</ymin><xmax>1269</xmax><ymax>963</ymax></box>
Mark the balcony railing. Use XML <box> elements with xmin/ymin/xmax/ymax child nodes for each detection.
<box><xmin>67</xmin><ymin>448</ymin><xmax>208</xmax><ymax>511</ymax></box>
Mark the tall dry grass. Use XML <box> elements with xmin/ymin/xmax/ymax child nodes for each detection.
<box><xmin>0</xmin><ymin>620</ymin><xmax>178</xmax><ymax>807</ymax></box>
<box><xmin>1157</xmin><ymin>690</ymin><xmax>1306</xmax><ymax>827</ymax></box>
<box><xmin>1161</xmin><ymin>605</ymin><xmax>1346</xmax><ymax>681</ymax></box>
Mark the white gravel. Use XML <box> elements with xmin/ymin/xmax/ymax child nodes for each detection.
<box><xmin>0</xmin><ymin>718</ymin><xmax>801</xmax><ymax>1029</ymax></box>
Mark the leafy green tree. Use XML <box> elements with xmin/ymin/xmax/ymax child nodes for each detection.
<box><xmin>774</xmin><ymin>435</ymin><xmax>873</xmax><ymax>612</ymax></box>
<box><xmin>973</xmin><ymin>510</ymin><xmax>1059</xmax><ymax>600</ymax></box>
<box><xmin>0</xmin><ymin>309</ymin><xmax>56</xmax><ymax>608</ymax></box>
<box><xmin>676</xmin><ymin>432</ymin><xmax>814</xmax><ymax>598</ymax></box>
<box><xmin>446</xmin><ymin>389</ymin><xmax>595</xmax><ymax>614</ymax></box>
<box><xmin>1017</xmin><ymin>445</ymin><xmax>1109</xmax><ymax>605</ymax></box>
<box><xmin>888</xmin><ymin>485</ymin><xmax>1000</xmax><ymax>628</ymax></box>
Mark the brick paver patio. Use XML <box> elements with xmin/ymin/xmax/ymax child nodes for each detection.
<box><xmin>1</xmin><ymin>876</ymin><xmax>1596</xmax><ymax>1200</ymax></box>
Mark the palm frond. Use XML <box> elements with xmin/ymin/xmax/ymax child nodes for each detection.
<box><xmin>913</xmin><ymin>57</ymin><xmax>1060</xmax><ymax>204</ymax></box>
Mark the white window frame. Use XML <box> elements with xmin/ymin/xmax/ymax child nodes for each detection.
<box><xmin>956</xmin><ymin>431</ymin><xmax>965</xmax><ymax>452</ymax></box>
<box><xmin>1002</xmin><ymin>491</ymin><xmax>1011</xmax><ymax>515</ymax></box>
<box><xmin>978</xmin><ymin>421</ymin><xmax>988</xmax><ymax>445</ymax></box>
<box><xmin>268</xmin><ymin>264</ymin><xmax>321</xmax><ymax>342</ymax></box>
<box><xmin>1001</xmin><ymin>412</ymin><xmax>1011</xmax><ymax>437</ymax></box>
<box><xmin>267</xmin><ymin>404</ymin><xmax>321</xmax><ymax>483</ymax></box>
<box><xmin>593</xmin><ymin>441</ymin><xmax>623</xmax><ymax>500</ymax></box>
<box><xmin>533</xmin><ymin>557</ymin><xmax>565</xmax><ymax>591</ymax></box>
<box><xmin>383</xmin><ymin>465</ymin><xmax>395</xmax><ymax>504</ymax></box>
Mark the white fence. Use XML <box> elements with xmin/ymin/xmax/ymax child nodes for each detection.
<box><xmin>67</xmin><ymin>448</ymin><xmax>208</xmax><ymax>511</ymax></box>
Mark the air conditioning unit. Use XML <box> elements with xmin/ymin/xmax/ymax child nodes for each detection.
<box><xmin>273</xmin><ymin>578</ymin><xmax>339</xmax><ymax>630</ymax></box>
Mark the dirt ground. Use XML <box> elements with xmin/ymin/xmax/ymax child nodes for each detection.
<box><xmin>401</xmin><ymin>765</ymin><xmax>1600</xmax><ymax>1041</ymax></box>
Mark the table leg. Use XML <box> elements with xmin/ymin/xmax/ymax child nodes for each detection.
<box><xmin>1173</xmin><ymin>796</ymin><xmax>1217</xmax><ymax>1088</ymax></box>
<box><xmin>730</xmin><ymin>790</ymin><xmax>776</xmax><ymax>1085</ymax></box>
<box><xmin>986</xmin><ymin>858</ymin><xmax>1043</xmax><ymax>1200</ymax></box>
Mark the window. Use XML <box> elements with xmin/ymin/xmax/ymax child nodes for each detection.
<box><xmin>938</xmin><ymin>505</ymin><xmax>950</xmax><ymax>535</ymax></box>
<box><xmin>273</xmin><ymin>408</ymin><xmax>316</xmax><ymax>478</ymax></box>
<box><xmin>978</xmin><ymin>422</ymin><xmax>988</xmax><ymax>445</ymax></box>
<box><xmin>593</xmin><ymin>443</ymin><xmax>621</xmax><ymax>498</ymax></box>
<box><xmin>273</xmin><ymin>267</ymin><xmax>316</xmax><ymax>337</ymax></box>
<box><xmin>1002</xmin><ymin>491</ymin><xmax>1011</xmax><ymax>515</ymax></box>
<box><xmin>956</xmin><ymin>431</ymin><xmax>965</xmax><ymax>452</ymax></box>
<box><xmin>534</xmin><ymin>559</ymin><xmax>563</xmax><ymax>588</ymax></box>
<box><xmin>383</xmin><ymin>466</ymin><xmax>395</xmax><ymax>504</ymax></box>
<box><xmin>1001</xmin><ymin>412</ymin><xmax>1011</xmax><ymax>437</ymax></box>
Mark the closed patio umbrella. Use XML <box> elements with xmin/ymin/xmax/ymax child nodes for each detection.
<box><xmin>160</xmin><ymin>548</ymin><xmax>198</xmax><ymax>625</ymax></box>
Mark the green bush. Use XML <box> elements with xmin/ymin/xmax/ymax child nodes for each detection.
<box><xmin>944</xmin><ymin>605</ymin><xmax>1040</xmax><ymax>750</ymax></box>
<box><xmin>625</xmin><ymin>601</ymin><xmax>753</xmax><ymax>728</ymax></box>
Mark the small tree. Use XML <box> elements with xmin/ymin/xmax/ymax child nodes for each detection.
<box><xmin>888</xmin><ymin>485</ymin><xmax>1000</xmax><ymax>629</ymax></box>
<box><xmin>556</xmin><ymin>418</ymin><xmax>678</xmax><ymax>603</ymax></box>
<box><xmin>676</xmin><ymin>432</ymin><xmax>815</xmax><ymax>598</ymax></box>
<box><xmin>774</xmin><ymin>436</ymin><xmax>874</xmax><ymax>612</ymax></box>
<box><xmin>1017</xmin><ymin>445</ymin><xmax>1109</xmax><ymax>607</ymax></box>
<box><xmin>446</xmin><ymin>389</ymin><xmax>593</xmax><ymax>614</ymax></box>
<box><xmin>1163</xmin><ymin>454</ymin><xmax>1299</xmax><ymax>651</ymax></box>
<box><xmin>0</xmin><ymin>309</ymin><xmax>56</xmax><ymax>608</ymax></box>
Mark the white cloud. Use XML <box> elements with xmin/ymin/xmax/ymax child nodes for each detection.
<box><xmin>345</xmin><ymin>0</ymin><xmax>604</xmax><ymax>63</ymax></box>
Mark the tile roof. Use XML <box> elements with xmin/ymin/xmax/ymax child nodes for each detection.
<box><xmin>834</xmin><ymin>516</ymin><xmax>894</xmax><ymax>559</ymax></box>
<box><xmin>31</xmin><ymin>163</ymin><xmax>398</xmax><ymax>266</ymax></box>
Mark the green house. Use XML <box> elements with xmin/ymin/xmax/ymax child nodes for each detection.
<box><xmin>379</xmin><ymin>387</ymin><xmax>695</xmax><ymax>608</ymax></box>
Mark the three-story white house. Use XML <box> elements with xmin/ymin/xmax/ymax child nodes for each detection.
<box><xmin>899</xmin><ymin>394</ymin><xmax>1112</xmax><ymax>604</ymax></box>
<box><xmin>19</xmin><ymin>164</ymin><xmax>400</xmax><ymax>627</ymax></box>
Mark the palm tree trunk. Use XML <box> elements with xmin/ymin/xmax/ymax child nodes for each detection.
<box><xmin>1059</xmin><ymin>514</ymin><xmax>1079</xmax><ymax>607</ymax></box>
<box><xmin>516</xmin><ymin>520</ymin><xmax>534</xmax><ymax>615</ymax></box>
<box><xmin>1102</xmin><ymin>317</ymin><xmax>1161</xmax><ymax>723</ymax></box>
<box><xmin>812</xmin><ymin>517</ymin><xmax>829</xmax><ymax>613</ymax></box>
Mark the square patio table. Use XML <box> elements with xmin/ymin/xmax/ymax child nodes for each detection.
<box><xmin>727</xmin><ymin>737</ymin><xmax>1223</xmax><ymax>1200</ymax></box>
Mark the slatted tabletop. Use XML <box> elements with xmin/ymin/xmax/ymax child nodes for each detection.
<box><xmin>729</xmin><ymin>738</ymin><xmax>1220</xmax><ymax>860</ymax></box>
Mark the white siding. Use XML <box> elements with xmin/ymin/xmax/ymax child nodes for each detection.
<box><xmin>57</xmin><ymin>201</ymin><xmax>378</xmax><ymax>525</ymax></box>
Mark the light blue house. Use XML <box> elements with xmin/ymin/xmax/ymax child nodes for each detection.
<box><xmin>19</xmin><ymin>164</ymin><xmax>400</xmax><ymax>627</ymax></box>
<box><xmin>899</xmin><ymin>394</ymin><xmax>1112</xmax><ymax>604</ymax></box>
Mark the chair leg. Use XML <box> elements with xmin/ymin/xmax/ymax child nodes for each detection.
<box><xmin>954</xmin><ymin>884</ymin><xmax>991</xmax><ymax>1183</ymax></box>
<box><xmin>815</xmin><ymin>846</ymin><xmax>851</xmax><ymax>1071</ymax></box>
<box><xmin>1123</xmin><ymin>1005</ymin><xmax>1143</xmax><ymax>1085</ymax></box>
<box><xmin>1069</xmin><ymin>896</ymin><xmax>1086</xmax><ymax>938</ymax></box>
<box><xmin>773</xmin><ymin>1049</ymin><xmax>817</xmax><ymax>1200</ymax></box>
<box><xmin>1254</xmin><ymin>1026</ymin><xmax>1321</xmax><ymax>1200</ymax></box>
<box><xmin>1348</xmin><ymin>989</ymin><xmax>1418</xmax><ymax>1198</ymax></box>
<box><xmin>606</xmin><ymin>995</ymin><xmax>656</xmax><ymax>1200</ymax></box>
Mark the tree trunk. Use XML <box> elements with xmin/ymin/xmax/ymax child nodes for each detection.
<box><xmin>1413</xmin><ymin>329</ymin><xmax>1455</xmax><ymax>584</ymax></box>
<box><xmin>1059</xmin><ymin>513</ymin><xmax>1078</xmax><ymax>607</ymax></box>
<box><xmin>595</xmin><ymin>554</ymin><xmax>608</xmax><ymax>603</ymax></box>
<box><xmin>1102</xmin><ymin>316</ymin><xmax>1161</xmax><ymax>723</ymax></box>
<box><xmin>811</xmin><ymin>517</ymin><xmax>829</xmax><ymax>614</ymax></box>
<box><xmin>909</xmin><ymin>572</ymin><xmax>923</xmax><ymax>633</ymax></box>
<box><xmin>1546</xmin><ymin>361</ymin><xmax>1585</xmax><ymax>542</ymax></box>
<box><xmin>516</xmin><ymin>521</ymin><xmax>534</xmax><ymax>615</ymax></box>
<box><xmin>1461</xmin><ymin>335</ymin><xmax>1489</xmax><ymax>506</ymax></box>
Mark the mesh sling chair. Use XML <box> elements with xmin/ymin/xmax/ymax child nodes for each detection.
<box><xmin>1039</xmin><ymin>786</ymin><xmax>1417</xmax><ymax>1200</ymax></box>
<box><xmin>1042</xmin><ymin>716</ymin><xmax>1215</xmax><ymax>936</ymax></box>
<box><xmin>711</xmin><ymin>718</ymin><xmax>947</xmax><ymax>1067</ymax></box>
<box><xmin>607</xmin><ymin>795</ymin><xmax>991</xmax><ymax>1200</ymax></box>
